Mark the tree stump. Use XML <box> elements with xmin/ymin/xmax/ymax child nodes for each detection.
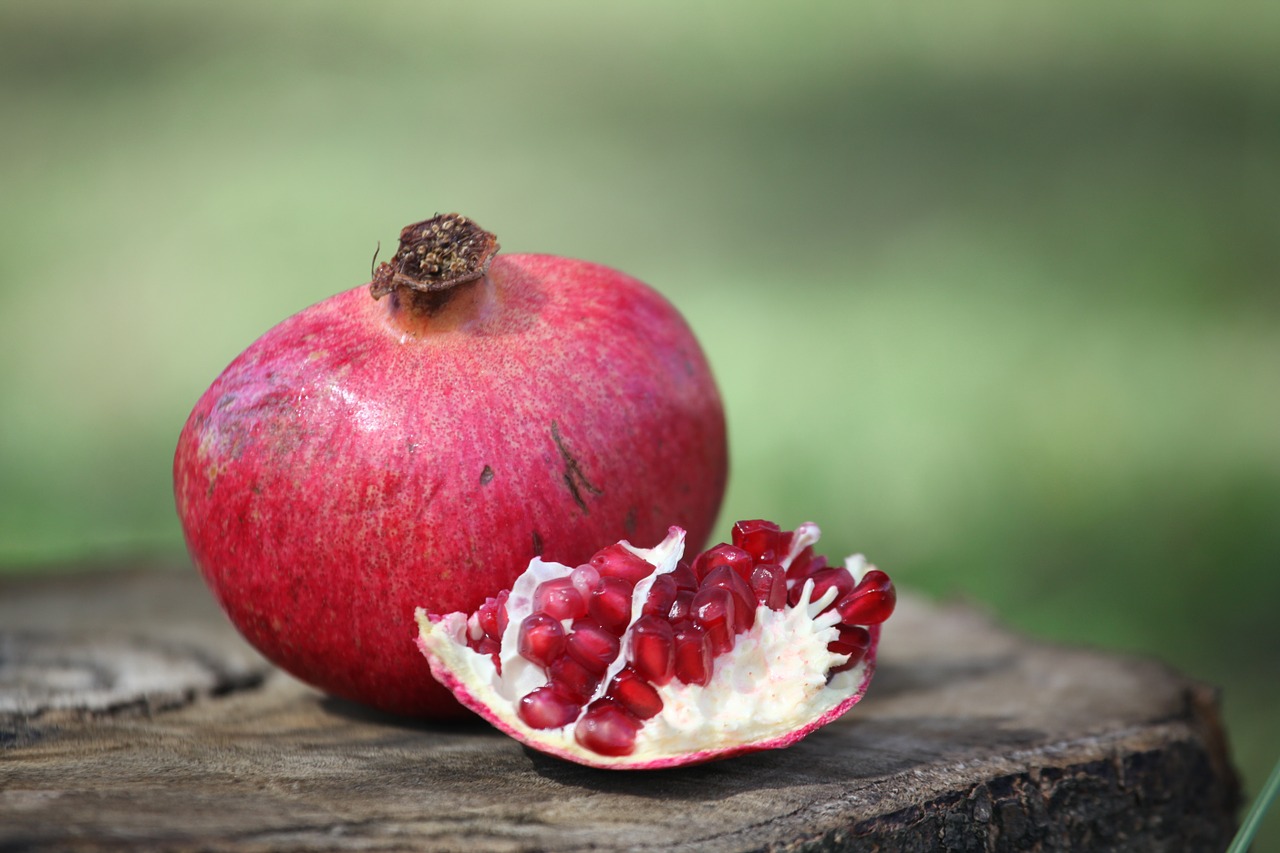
<box><xmin>0</xmin><ymin>561</ymin><xmax>1238</xmax><ymax>852</ymax></box>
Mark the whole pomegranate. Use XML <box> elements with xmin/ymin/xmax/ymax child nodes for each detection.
<box><xmin>173</xmin><ymin>214</ymin><xmax>727</xmax><ymax>718</ymax></box>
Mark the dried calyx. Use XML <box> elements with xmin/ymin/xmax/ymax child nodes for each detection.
<box><xmin>370</xmin><ymin>213</ymin><xmax>500</xmax><ymax>311</ymax></box>
<box><xmin>416</xmin><ymin>520</ymin><xmax>895</xmax><ymax>769</ymax></box>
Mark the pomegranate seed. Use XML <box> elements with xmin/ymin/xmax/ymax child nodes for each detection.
<box><xmin>476</xmin><ymin>594</ymin><xmax>503</xmax><ymax>640</ymax></box>
<box><xmin>475</xmin><ymin>636</ymin><xmax>501</xmax><ymax>668</ymax></box>
<box><xmin>699</xmin><ymin>565</ymin><xmax>756</xmax><ymax>632</ymax></box>
<box><xmin>629</xmin><ymin>615</ymin><xmax>675</xmax><ymax>685</ymax></box>
<box><xmin>589</xmin><ymin>544</ymin><xmax>654</xmax><ymax>585</ymax></box>
<box><xmin>642</xmin><ymin>573</ymin><xmax>678</xmax><ymax>618</ymax></box>
<box><xmin>606</xmin><ymin>667</ymin><xmax>663</xmax><ymax>719</ymax></box>
<box><xmin>672</xmin><ymin>625</ymin><xmax>712</xmax><ymax>686</ymax></box>
<box><xmin>785</xmin><ymin>548</ymin><xmax>826</xmax><ymax>585</ymax></box>
<box><xmin>750</xmin><ymin>563</ymin><xmax>787</xmax><ymax>610</ymax></box>
<box><xmin>570</xmin><ymin>563</ymin><xmax>600</xmax><ymax>599</ymax></box>
<box><xmin>574</xmin><ymin>702</ymin><xmax>639</xmax><ymax>756</ymax></box>
<box><xmin>588</xmin><ymin>575</ymin><xmax>634</xmax><ymax>635</ymax></box>
<box><xmin>835</xmin><ymin>570</ymin><xmax>896</xmax><ymax>625</ymax></box>
<box><xmin>668</xmin><ymin>589</ymin><xmax>695</xmax><ymax>624</ymax></box>
<box><xmin>669</xmin><ymin>560</ymin><xmax>699</xmax><ymax>591</ymax></box>
<box><xmin>692</xmin><ymin>543</ymin><xmax>755</xmax><ymax>583</ymax></box>
<box><xmin>517</xmin><ymin>613</ymin><xmax>567</xmax><ymax>668</ymax></box>
<box><xmin>731</xmin><ymin>519</ymin><xmax>782</xmax><ymax>563</ymax></box>
<box><xmin>494</xmin><ymin>590</ymin><xmax>510</xmax><ymax>638</ymax></box>
<box><xmin>533</xmin><ymin>577</ymin><xmax>587</xmax><ymax>621</ymax></box>
<box><xmin>776</xmin><ymin>529</ymin><xmax>794</xmax><ymax>557</ymax></box>
<box><xmin>691</xmin><ymin>586</ymin><xmax>736</xmax><ymax>656</ymax></box>
<box><xmin>548</xmin><ymin>654</ymin><xmax>600</xmax><ymax>703</ymax></box>
<box><xmin>792</xmin><ymin>566</ymin><xmax>855</xmax><ymax>609</ymax></box>
<box><xmin>566</xmin><ymin>620</ymin><xmax>621</xmax><ymax>673</ymax></box>
<box><xmin>828</xmin><ymin>625</ymin><xmax>872</xmax><ymax>673</ymax></box>
<box><xmin>517</xmin><ymin>685</ymin><xmax>582</xmax><ymax>729</ymax></box>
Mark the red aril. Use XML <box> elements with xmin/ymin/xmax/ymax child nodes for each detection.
<box><xmin>518</xmin><ymin>685</ymin><xmax>581</xmax><ymax>729</ymax></box>
<box><xmin>672</xmin><ymin>624</ymin><xmax>713</xmax><ymax>687</ymax></box>
<box><xmin>532</xmin><ymin>578</ymin><xmax>588</xmax><ymax>621</ymax></box>
<box><xmin>836</xmin><ymin>571</ymin><xmax>897</xmax><ymax>626</ymax></box>
<box><xmin>173</xmin><ymin>214</ymin><xmax>726</xmax><ymax>717</ymax></box>
<box><xmin>641</xmin><ymin>574</ymin><xmax>679</xmax><ymax>619</ymax></box>
<box><xmin>588</xmin><ymin>576</ymin><xmax>635</xmax><ymax>635</ymax></box>
<box><xmin>731</xmin><ymin>519</ymin><xmax>782</xmax><ymax>563</ymax></box>
<box><xmin>691</xmin><ymin>543</ymin><xmax>756</xmax><ymax>583</ymax></box>
<box><xmin>749</xmin><ymin>563</ymin><xmax>787</xmax><ymax>609</ymax></box>
<box><xmin>629</xmin><ymin>615</ymin><xmax>676</xmax><ymax>685</ymax></box>
<box><xmin>516</xmin><ymin>614</ymin><xmax>566</xmax><ymax>668</ymax></box>
<box><xmin>691</xmin><ymin>586</ymin><xmax>738</xmax><ymax>656</ymax></box>
<box><xmin>416</xmin><ymin>521</ymin><xmax>895</xmax><ymax>769</ymax></box>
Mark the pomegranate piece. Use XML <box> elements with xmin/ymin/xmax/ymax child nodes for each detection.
<box><xmin>416</xmin><ymin>522</ymin><xmax>895</xmax><ymax>769</ymax></box>
<box><xmin>835</xmin><ymin>570</ymin><xmax>897</xmax><ymax>626</ymax></box>
<box><xmin>174</xmin><ymin>213</ymin><xmax>727</xmax><ymax>719</ymax></box>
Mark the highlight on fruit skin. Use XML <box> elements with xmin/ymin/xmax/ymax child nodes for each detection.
<box><xmin>415</xmin><ymin>520</ymin><xmax>895</xmax><ymax>770</ymax></box>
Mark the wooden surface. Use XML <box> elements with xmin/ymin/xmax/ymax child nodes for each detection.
<box><xmin>0</xmin><ymin>561</ymin><xmax>1238</xmax><ymax>852</ymax></box>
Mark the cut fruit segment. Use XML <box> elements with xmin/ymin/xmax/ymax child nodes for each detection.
<box><xmin>416</xmin><ymin>521</ymin><xmax>894</xmax><ymax>770</ymax></box>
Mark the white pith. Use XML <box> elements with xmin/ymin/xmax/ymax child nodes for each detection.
<box><xmin>415</xmin><ymin>523</ymin><xmax>879</xmax><ymax>768</ymax></box>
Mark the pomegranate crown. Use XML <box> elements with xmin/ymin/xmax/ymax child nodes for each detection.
<box><xmin>370</xmin><ymin>213</ymin><xmax>500</xmax><ymax>299</ymax></box>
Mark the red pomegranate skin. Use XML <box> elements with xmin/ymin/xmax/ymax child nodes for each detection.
<box><xmin>174</xmin><ymin>252</ymin><xmax>727</xmax><ymax>718</ymax></box>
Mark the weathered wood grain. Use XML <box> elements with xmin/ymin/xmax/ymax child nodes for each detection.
<box><xmin>0</xmin><ymin>562</ymin><xmax>1238</xmax><ymax>852</ymax></box>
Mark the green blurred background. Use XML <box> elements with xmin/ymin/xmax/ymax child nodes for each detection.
<box><xmin>2</xmin><ymin>1</ymin><xmax>1276</xmax><ymax>844</ymax></box>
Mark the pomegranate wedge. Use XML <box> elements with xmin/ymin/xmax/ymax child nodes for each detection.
<box><xmin>416</xmin><ymin>521</ymin><xmax>894</xmax><ymax>770</ymax></box>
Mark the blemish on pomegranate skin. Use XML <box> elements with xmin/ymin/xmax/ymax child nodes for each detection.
<box><xmin>480</xmin><ymin>465</ymin><xmax>495</xmax><ymax>485</ymax></box>
<box><xmin>552</xmin><ymin>421</ymin><xmax>602</xmax><ymax>514</ymax></box>
<box><xmin>532</xmin><ymin>530</ymin><xmax>544</xmax><ymax>557</ymax></box>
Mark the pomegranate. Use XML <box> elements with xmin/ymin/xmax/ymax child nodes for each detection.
<box><xmin>173</xmin><ymin>214</ymin><xmax>727</xmax><ymax>717</ymax></box>
<box><xmin>416</xmin><ymin>520</ymin><xmax>895</xmax><ymax>768</ymax></box>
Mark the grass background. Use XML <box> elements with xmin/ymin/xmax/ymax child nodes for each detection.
<box><xmin>2</xmin><ymin>1</ymin><xmax>1276</xmax><ymax>845</ymax></box>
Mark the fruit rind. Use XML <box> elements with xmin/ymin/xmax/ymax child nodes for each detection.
<box><xmin>415</xmin><ymin>524</ymin><xmax>884</xmax><ymax>770</ymax></box>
